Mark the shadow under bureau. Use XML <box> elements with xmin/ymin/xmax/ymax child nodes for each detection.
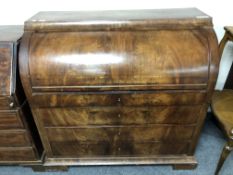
<box><xmin>19</xmin><ymin>8</ymin><xmax>220</xmax><ymax>170</ymax></box>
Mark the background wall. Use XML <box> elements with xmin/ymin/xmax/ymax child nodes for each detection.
<box><xmin>1</xmin><ymin>0</ymin><xmax>232</xmax><ymax>89</ymax></box>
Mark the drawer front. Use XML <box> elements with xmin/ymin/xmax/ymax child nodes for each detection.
<box><xmin>0</xmin><ymin>97</ymin><xmax>10</xmax><ymax>109</ymax></box>
<box><xmin>0</xmin><ymin>110</ymin><xmax>23</xmax><ymax>129</ymax></box>
<box><xmin>33</xmin><ymin>91</ymin><xmax>206</xmax><ymax>107</ymax></box>
<box><xmin>46</xmin><ymin>126</ymin><xmax>194</xmax><ymax>143</ymax></box>
<box><xmin>39</xmin><ymin>106</ymin><xmax>202</xmax><ymax>126</ymax></box>
<box><xmin>0</xmin><ymin>130</ymin><xmax>31</xmax><ymax>147</ymax></box>
<box><xmin>49</xmin><ymin>141</ymin><xmax>190</xmax><ymax>158</ymax></box>
<box><xmin>0</xmin><ymin>147</ymin><xmax>37</xmax><ymax>161</ymax></box>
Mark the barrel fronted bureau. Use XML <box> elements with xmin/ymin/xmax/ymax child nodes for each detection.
<box><xmin>19</xmin><ymin>8</ymin><xmax>220</xmax><ymax>169</ymax></box>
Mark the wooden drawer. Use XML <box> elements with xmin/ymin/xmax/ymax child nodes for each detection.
<box><xmin>49</xmin><ymin>141</ymin><xmax>190</xmax><ymax>158</ymax></box>
<box><xmin>33</xmin><ymin>91</ymin><xmax>206</xmax><ymax>107</ymax></box>
<box><xmin>46</xmin><ymin>126</ymin><xmax>195</xmax><ymax>143</ymax></box>
<box><xmin>0</xmin><ymin>130</ymin><xmax>31</xmax><ymax>147</ymax></box>
<box><xmin>39</xmin><ymin>105</ymin><xmax>203</xmax><ymax>126</ymax></box>
<box><xmin>0</xmin><ymin>147</ymin><xmax>38</xmax><ymax>161</ymax></box>
<box><xmin>0</xmin><ymin>110</ymin><xmax>23</xmax><ymax>129</ymax></box>
<box><xmin>0</xmin><ymin>97</ymin><xmax>10</xmax><ymax>109</ymax></box>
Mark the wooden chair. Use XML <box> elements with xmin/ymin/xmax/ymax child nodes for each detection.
<box><xmin>212</xmin><ymin>26</ymin><xmax>233</xmax><ymax>175</ymax></box>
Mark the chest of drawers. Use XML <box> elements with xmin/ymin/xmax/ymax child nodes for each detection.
<box><xmin>0</xmin><ymin>26</ymin><xmax>43</xmax><ymax>164</ymax></box>
<box><xmin>19</xmin><ymin>8</ymin><xmax>219</xmax><ymax>169</ymax></box>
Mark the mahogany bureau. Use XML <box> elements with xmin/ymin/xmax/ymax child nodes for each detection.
<box><xmin>0</xmin><ymin>26</ymin><xmax>43</xmax><ymax>165</ymax></box>
<box><xmin>19</xmin><ymin>8</ymin><xmax>220</xmax><ymax>169</ymax></box>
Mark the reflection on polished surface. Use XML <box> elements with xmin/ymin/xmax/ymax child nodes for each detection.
<box><xmin>82</xmin><ymin>68</ymin><xmax>106</xmax><ymax>75</ymax></box>
<box><xmin>55</xmin><ymin>53</ymin><xmax>124</xmax><ymax>66</ymax></box>
<box><xmin>166</xmin><ymin>66</ymin><xmax>209</xmax><ymax>74</ymax></box>
<box><xmin>29</xmin><ymin>30</ymin><xmax>210</xmax><ymax>87</ymax></box>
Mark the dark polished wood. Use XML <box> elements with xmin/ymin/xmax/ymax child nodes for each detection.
<box><xmin>39</xmin><ymin>105</ymin><xmax>203</xmax><ymax>126</ymax></box>
<box><xmin>50</xmin><ymin>141</ymin><xmax>190</xmax><ymax>158</ymax></box>
<box><xmin>0</xmin><ymin>26</ymin><xmax>43</xmax><ymax>165</ymax></box>
<box><xmin>46</xmin><ymin>125</ymin><xmax>194</xmax><ymax>142</ymax></box>
<box><xmin>0</xmin><ymin>147</ymin><xmax>37</xmax><ymax>162</ymax></box>
<box><xmin>28</xmin><ymin>30</ymin><xmax>209</xmax><ymax>91</ymax></box>
<box><xmin>0</xmin><ymin>130</ymin><xmax>31</xmax><ymax>147</ymax></box>
<box><xmin>0</xmin><ymin>46</ymin><xmax>12</xmax><ymax>96</ymax></box>
<box><xmin>19</xmin><ymin>8</ymin><xmax>220</xmax><ymax>170</ymax></box>
<box><xmin>33</xmin><ymin>91</ymin><xmax>207</xmax><ymax>107</ymax></box>
<box><xmin>24</xmin><ymin>8</ymin><xmax>212</xmax><ymax>32</ymax></box>
<box><xmin>0</xmin><ymin>109</ymin><xmax>24</xmax><ymax>129</ymax></box>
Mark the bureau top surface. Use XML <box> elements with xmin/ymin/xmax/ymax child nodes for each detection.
<box><xmin>0</xmin><ymin>25</ymin><xmax>23</xmax><ymax>42</ymax></box>
<box><xmin>25</xmin><ymin>8</ymin><xmax>212</xmax><ymax>32</ymax></box>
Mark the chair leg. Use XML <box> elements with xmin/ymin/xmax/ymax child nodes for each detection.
<box><xmin>215</xmin><ymin>142</ymin><xmax>233</xmax><ymax>175</ymax></box>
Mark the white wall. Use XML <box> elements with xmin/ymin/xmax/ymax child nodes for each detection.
<box><xmin>1</xmin><ymin>0</ymin><xmax>233</xmax><ymax>89</ymax></box>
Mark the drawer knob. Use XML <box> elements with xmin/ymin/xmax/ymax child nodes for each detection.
<box><xmin>118</xmin><ymin>114</ymin><xmax>121</xmax><ymax>118</ymax></box>
<box><xmin>9</xmin><ymin>102</ymin><xmax>14</xmax><ymax>108</ymax></box>
<box><xmin>118</xmin><ymin>132</ymin><xmax>121</xmax><ymax>136</ymax></box>
<box><xmin>118</xmin><ymin>147</ymin><xmax>121</xmax><ymax>151</ymax></box>
<box><xmin>117</xmin><ymin>98</ymin><xmax>121</xmax><ymax>102</ymax></box>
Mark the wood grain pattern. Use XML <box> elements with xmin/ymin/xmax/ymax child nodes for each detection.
<box><xmin>0</xmin><ymin>26</ymin><xmax>42</xmax><ymax>165</ymax></box>
<box><xmin>0</xmin><ymin>130</ymin><xmax>31</xmax><ymax>147</ymax></box>
<box><xmin>0</xmin><ymin>26</ymin><xmax>24</xmax><ymax>108</ymax></box>
<box><xmin>19</xmin><ymin>9</ymin><xmax>220</xmax><ymax>168</ymax></box>
<box><xmin>46</xmin><ymin>125</ymin><xmax>194</xmax><ymax>143</ymax></box>
<box><xmin>32</xmin><ymin>91</ymin><xmax>207</xmax><ymax>107</ymax></box>
<box><xmin>0</xmin><ymin>110</ymin><xmax>23</xmax><ymax>129</ymax></box>
<box><xmin>0</xmin><ymin>46</ymin><xmax>12</xmax><ymax>96</ymax></box>
<box><xmin>0</xmin><ymin>97</ymin><xmax>11</xmax><ymax>110</ymax></box>
<box><xmin>39</xmin><ymin>105</ymin><xmax>203</xmax><ymax>126</ymax></box>
<box><xmin>49</xmin><ymin>141</ymin><xmax>190</xmax><ymax>157</ymax></box>
<box><xmin>0</xmin><ymin>147</ymin><xmax>37</xmax><ymax>161</ymax></box>
<box><xmin>24</xmin><ymin>8</ymin><xmax>212</xmax><ymax>32</ymax></box>
<box><xmin>29</xmin><ymin>30</ymin><xmax>209</xmax><ymax>92</ymax></box>
<box><xmin>212</xmin><ymin>90</ymin><xmax>233</xmax><ymax>137</ymax></box>
<box><xmin>187</xmin><ymin>26</ymin><xmax>219</xmax><ymax>155</ymax></box>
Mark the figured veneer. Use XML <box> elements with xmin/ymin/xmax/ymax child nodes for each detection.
<box><xmin>39</xmin><ymin>105</ymin><xmax>203</xmax><ymax>126</ymax></box>
<box><xmin>0</xmin><ymin>110</ymin><xmax>24</xmax><ymax>129</ymax></box>
<box><xmin>19</xmin><ymin>8</ymin><xmax>220</xmax><ymax>169</ymax></box>
<box><xmin>32</xmin><ymin>91</ymin><xmax>207</xmax><ymax>107</ymax></box>
<box><xmin>0</xmin><ymin>147</ymin><xmax>38</xmax><ymax>162</ymax></box>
